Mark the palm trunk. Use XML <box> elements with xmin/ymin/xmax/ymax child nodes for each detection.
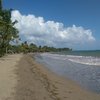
<box><xmin>0</xmin><ymin>0</ymin><xmax>2</xmax><ymax>10</ymax></box>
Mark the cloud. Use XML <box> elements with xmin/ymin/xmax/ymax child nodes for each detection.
<box><xmin>11</xmin><ymin>10</ymin><xmax>95</xmax><ymax>48</ymax></box>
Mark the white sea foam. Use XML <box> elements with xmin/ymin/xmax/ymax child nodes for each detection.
<box><xmin>41</xmin><ymin>53</ymin><xmax>100</xmax><ymax>66</ymax></box>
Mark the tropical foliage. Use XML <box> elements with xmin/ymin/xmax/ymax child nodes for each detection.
<box><xmin>0</xmin><ymin>0</ymin><xmax>18</xmax><ymax>57</ymax></box>
<box><xmin>9</xmin><ymin>42</ymin><xmax>72</xmax><ymax>53</ymax></box>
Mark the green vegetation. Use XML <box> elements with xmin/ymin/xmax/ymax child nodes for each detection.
<box><xmin>7</xmin><ymin>43</ymin><xmax>72</xmax><ymax>54</ymax></box>
<box><xmin>0</xmin><ymin>0</ymin><xmax>18</xmax><ymax>57</ymax></box>
<box><xmin>38</xmin><ymin>46</ymin><xmax>72</xmax><ymax>52</ymax></box>
<box><xmin>0</xmin><ymin>0</ymin><xmax>72</xmax><ymax>57</ymax></box>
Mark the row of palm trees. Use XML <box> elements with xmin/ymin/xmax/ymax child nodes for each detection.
<box><xmin>9</xmin><ymin>41</ymin><xmax>72</xmax><ymax>54</ymax></box>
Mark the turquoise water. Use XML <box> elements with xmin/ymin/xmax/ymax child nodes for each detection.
<box><xmin>52</xmin><ymin>50</ymin><xmax>100</xmax><ymax>66</ymax></box>
<box><xmin>35</xmin><ymin>51</ymin><xmax>100</xmax><ymax>93</ymax></box>
<box><xmin>55</xmin><ymin>50</ymin><xmax>100</xmax><ymax>57</ymax></box>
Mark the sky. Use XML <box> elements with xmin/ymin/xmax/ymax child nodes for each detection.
<box><xmin>3</xmin><ymin>0</ymin><xmax>100</xmax><ymax>50</ymax></box>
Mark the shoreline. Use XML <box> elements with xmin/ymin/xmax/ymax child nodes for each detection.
<box><xmin>14</xmin><ymin>54</ymin><xmax>100</xmax><ymax>100</ymax></box>
<box><xmin>35</xmin><ymin>53</ymin><xmax>100</xmax><ymax>93</ymax></box>
<box><xmin>0</xmin><ymin>54</ymin><xmax>100</xmax><ymax>100</ymax></box>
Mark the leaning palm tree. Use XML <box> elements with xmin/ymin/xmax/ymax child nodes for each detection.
<box><xmin>0</xmin><ymin>0</ymin><xmax>19</xmax><ymax>56</ymax></box>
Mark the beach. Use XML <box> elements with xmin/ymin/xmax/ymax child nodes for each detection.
<box><xmin>0</xmin><ymin>54</ymin><xmax>23</xmax><ymax>100</ymax></box>
<box><xmin>0</xmin><ymin>54</ymin><xmax>100</xmax><ymax>100</ymax></box>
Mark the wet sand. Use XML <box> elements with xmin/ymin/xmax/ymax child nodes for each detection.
<box><xmin>0</xmin><ymin>54</ymin><xmax>100</xmax><ymax>100</ymax></box>
<box><xmin>35</xmin><ymin>53</ymin><xmax>100</xmax><ymax>93</ymax></box>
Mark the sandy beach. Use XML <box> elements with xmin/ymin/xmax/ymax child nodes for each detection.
<box><xmin>0</xmin><ymin>54</ymin><xmax>23</xmax><ymax>100</ymax></box>
<box><xmin>0</xmin><ymin>54</ymin><xmax>100</xmax><ymax>100</ymax></box>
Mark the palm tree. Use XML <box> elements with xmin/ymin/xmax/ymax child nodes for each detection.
<box><xmin>0</xmin><ymin>0</ymin><xmax>19</xmax><ymax>56</ymax></box>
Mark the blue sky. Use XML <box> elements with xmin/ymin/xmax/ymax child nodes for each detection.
<box><xmin>3</xmin><ymin>0</ymin><xmax>100</xmax><ymax>50</ymax></box>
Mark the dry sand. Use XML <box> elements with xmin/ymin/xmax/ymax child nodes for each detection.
<box><xmin>0</xmin><ymin>54</ymin><xmax>100</xmax><ymax>100</ymax></box>
<box><xmin>0</xmin><ymin>54</ymin><xmax>22</xmax><ymax>100</ymax></box>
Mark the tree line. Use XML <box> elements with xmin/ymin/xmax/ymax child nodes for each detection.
<box><xmin>8</xmin><ymin>41</ymin><xmax>72</xmax><ymax>54</ymax></box>
<box><xmin>0</xmin><ymin>0</ymin><xmax>72</xmax><ymax>57</ymax></box>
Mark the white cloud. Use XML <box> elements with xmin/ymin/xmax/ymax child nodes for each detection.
<box><xmin>11</xmin><ymin>10</ymin><xmax>95</xmax><ymax>48</ymax></box>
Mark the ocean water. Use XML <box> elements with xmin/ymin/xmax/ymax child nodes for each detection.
<box><xmin>57</xmin><ymin>50</ymin><xmax>100</xmax><ymax>57</ymax></box>
<box><xmin>53</xmin><ymin>50</ymin><xmax>100</xmax><ymax>66</ymax></box>
<box><xmin>35</xmin><ymin>50</ymin><xmax>100</xmax><ymax>93</ymax></box>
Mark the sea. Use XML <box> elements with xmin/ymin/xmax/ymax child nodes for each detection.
<box><xmin>35</xmin><ymin>50</ymin><xmax>100</xmax><ymax>93</ymax></box>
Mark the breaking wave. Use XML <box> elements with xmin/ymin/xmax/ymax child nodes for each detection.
<box><xmin>41</xmin><ymin>53</ymin><xmax>100</xmax><ymax>66</ymax></box>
